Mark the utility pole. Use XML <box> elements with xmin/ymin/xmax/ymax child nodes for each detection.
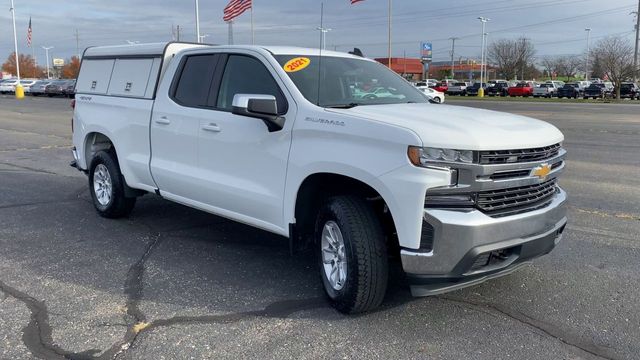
<box><xmin>42</xmin><ymin>46</ymin><xmax>53</xmax><ymax>79</ymax></box>
<box><xmin>633</xmin><ymin>0</ymin><xmax>640</xmax><ymax>82</ymax></box>
<box><xmin>176</xmin><ymin>25</ymin><xmax>181</xmax><ymax>41</ymax></box>
<box><xmin>228</xmin><ymin>21</ymin><xmax>233</xmax><ymax>45</ymax></box>
<box><xmin>75</xmin><ymin>29</ymin><xmax>80</xmax><ymax>59</ymax></box>
<box><xmin>449</xmin><ymin>37</ymin><xmax>459</xmax><ymax>79</ymax></box>
<box><xmin>585</xmin><ymin>28</ymin><xmax>592</xmax><ymax>81</ymax></box>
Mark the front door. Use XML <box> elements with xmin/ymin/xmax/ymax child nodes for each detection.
<box><xmin>196</xmin><ymin>53</ymin><xmax>295</xmax><ymax>231</ymax></box>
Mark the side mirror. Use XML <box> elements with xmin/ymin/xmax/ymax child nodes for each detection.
<box><xmin>232</xmin><ymin>94</ymin><xmax>285</xmax><ymax>132</ymax></box>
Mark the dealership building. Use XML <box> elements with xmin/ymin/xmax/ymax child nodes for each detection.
<box><xmin>375</xmin><ymin>58</ymin><xmax>497</xmax><ymax>81</ymax></box>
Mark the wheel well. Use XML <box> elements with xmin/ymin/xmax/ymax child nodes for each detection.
<box><xmin>293</xmin><ymin>173</ymin><xmax>399</xmax><ymax>253</ymax></box>
<box><xmin>84</xmin><ymin>132</ymin><xmax>115</xmax><ymax>166</ymax></box>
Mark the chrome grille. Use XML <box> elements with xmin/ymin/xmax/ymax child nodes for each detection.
<box><xmin>479</xmin><ymin>143</ymin><xmax>561</xmax><ymax>164</ymax></box>
<box><xmin>476</xmin><ymin>179</ymin><xmax>558</xmax><ymax>217</ymax></box>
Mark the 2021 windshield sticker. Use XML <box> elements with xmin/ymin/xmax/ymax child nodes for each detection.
<box><xmin>284</xmin><ymin>57</ymin><xmax>311</xmax><ymax>73</ymax></box>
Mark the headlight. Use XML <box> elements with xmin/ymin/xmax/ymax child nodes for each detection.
<box><xmin>408</xmin><ymin>146</ymin><xmax>475</xmax><ymax>166</ymax></box>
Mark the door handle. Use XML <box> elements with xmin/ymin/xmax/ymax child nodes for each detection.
<box><xmin>201</xmin><ymin>123</ymin><xmax>221</xmax><ymax>133</ymax></box>
<box><xmin>155</xmin><ymin>117</ymin><xmax>171</xmax><ymax>125</ymax></box>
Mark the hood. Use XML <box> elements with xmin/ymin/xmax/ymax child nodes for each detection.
<box><xmin>327</xmin><ymin>103</ymin><xmax>564</xmax><ymax>150</ymax></box>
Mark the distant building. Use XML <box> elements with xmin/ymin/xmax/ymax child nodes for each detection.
<box><xmin>375</xmin><ymin>58</ymin><xmax>424</xmax><ymax>81</ymax></box>
<box><xmin>429</xmin><ymin>59</ymin><xmax>497</xmax><ymax>81</ymax></box>
<box><xmin>374</xmin><ymin>57</ymin><xmax>497</xmax><ymax>81</ymax></box>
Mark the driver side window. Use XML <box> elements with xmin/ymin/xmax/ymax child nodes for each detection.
<box><xmin>216</xmin><ymin>55</ymin><xmax>288</xmax><ymax>114</ymax></box>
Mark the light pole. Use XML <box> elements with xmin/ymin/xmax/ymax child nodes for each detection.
<box><xmin>42</xmin><ymin>46</ymin><xmax>53</xmax><ymax>79</ymax></box>
<box><xmin>316</xmin><ymin>27</ymin><xmax>332</xmax><ymax>50</ymax></box>
<box><xmin>10</xmin><ymin>0</ymin><xmax>24</xmax><ymax>99</ymax></box>
<box><xmin>199</xmin><ymin>34</ymin><xmax>210</xmax><ymax>43</ymax></box>
<box><xmin>477</xmin><ymin>17</ymin><xmax>490</xmax><ymax>97</ymax></box>
<box><xmin>195</xmin><ymin>0</ymin><xmax>201</xmax><ymax>43</ymax></box>
<box><xmin>585</xmin><ymin>28</ymin><xmax>592</xmax><ymax>81</ymax></box>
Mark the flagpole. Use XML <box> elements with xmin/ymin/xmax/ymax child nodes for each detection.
<box><xmin>387</xmin><ymin>0</ymin><xmax>392</xmax><ymax>69</ymax></box>
<box><xmin>195</xmin><ymin>0</ymin><xmax>201</xmax><ymax>43</ymax></box>
<box><xmin>251</xmin><ymin>5</ymin><xmax>254</xmax><ymax>45</ymax></box>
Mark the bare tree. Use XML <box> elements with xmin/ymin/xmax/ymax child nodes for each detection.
<box><xmin>591</xmin><ymin>36</ymin><xmax>635</xmax><ymax>98</ymax></box>
<box><xmin>541</xmin><ymin>56</ymin><xmax>559</xmax><ymax>79</ymax></box>
<box><xmin>488</xmin><ymin>37</ymin><xmax>536</xmax><ymax>80</ymax></box>
<box><xmin>556</xmin><ymin>56</ymin><xmax>582</xmax><ymax>81</ymax></box>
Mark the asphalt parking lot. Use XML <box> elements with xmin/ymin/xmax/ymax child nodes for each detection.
<box><xmin>1</xmin><ymin>95</ymin><xmax>639</xmax><ymax>360</ymax></box>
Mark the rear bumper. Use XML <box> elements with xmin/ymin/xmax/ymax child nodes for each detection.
<box><xmin>401</xmin><ymin>188</ymin><xmax>567</xmax><ymax>296</ymax></box>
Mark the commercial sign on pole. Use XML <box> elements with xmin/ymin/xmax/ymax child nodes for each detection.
<box><xmin>420</xmin><ymin>42</ymin><xmax>433</xmax><ymax>62</ymax></box>
<box><xmin>52</xmin><ymin>58</ymin><xmax>65</xmax><ymax>67</ymax></box>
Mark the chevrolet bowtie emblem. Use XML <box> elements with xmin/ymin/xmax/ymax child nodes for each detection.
<box><xmin>531</xmin><ymin>164</ymin><xmax>552</xmax><ymax>180</ymax></box>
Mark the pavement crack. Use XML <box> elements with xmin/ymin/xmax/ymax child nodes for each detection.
<box><xmin>0</xmin><ymin>279</ymin><xmax>101</xmax><ymax>360</ymax></box>
<box><xmin>0</xmin><ymin>161</ymin><xmax>59</xmax><ymax>175</ymax></box>
<box><xmin>438</xmin><ymin>296</ymin><xmax>619</xmax><ymax>360</ymax></box>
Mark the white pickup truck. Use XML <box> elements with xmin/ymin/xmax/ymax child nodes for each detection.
<box><xmin>71</xmin><ymin>43</ymin><xmax>567</xmax><ymax>313</ymax></box>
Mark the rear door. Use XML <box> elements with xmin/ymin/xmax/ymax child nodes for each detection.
<box><xmin>150</xmin><ymin>54</ymin><xmax>220</xmax><ymax>200</ymax></box>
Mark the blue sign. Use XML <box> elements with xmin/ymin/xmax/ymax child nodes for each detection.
<box><xmin>421</xmin><ymin>42</ymin><xmax>433</xmax><ymax>62</ymax></box>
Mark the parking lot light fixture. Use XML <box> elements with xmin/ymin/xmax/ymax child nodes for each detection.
<box><xmin>10</xmin><ymin>0</ymin><xmax>24</xmax><ymax>99</ymax></box>
<box><xmin>477</xmin><ymin>17</ymin><xmax>490</xmax><ymax>97</ymax></box>
<box><xmin>585</xmin><ymin>28</ymin><xmax>592</xmax><ymax>81</ymax></box>
<box><xmin>42</xmin><ymin>46</ymin><xmax>53</xmax><ymax>79</ymax></box>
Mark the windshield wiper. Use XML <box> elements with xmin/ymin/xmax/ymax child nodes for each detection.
<box><xmin>325</xmin><ymin>103</ymin><xmax>360</xmax><ymax>109</ymax></box>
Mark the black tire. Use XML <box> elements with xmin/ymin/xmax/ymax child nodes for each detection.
<box><xmin>433</xmin><ymin>97</ymin><xmax>442</xmax><ymax>104</ymax></box>
<box><xmin>315</xmin><ymin>196</ymin><xmax>388</xmax><ymax>314</ymax></box>
<box><xmin>88</xmin><ymin>150</ymin><xmax>136</xmax><ymax>218</ymax></box>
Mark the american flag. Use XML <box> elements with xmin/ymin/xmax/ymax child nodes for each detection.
<box><xmin>223</xmin><ymin>0</ymin><xmax>252</xmax><ymax>22</ymax></box>
<box><xmin>351</xmin><ymin>0</ymin><xmax>366</xmax><ymax>4</ymax></box>
<box><xmin>27</xmin><ymin>17</ymin><xmax>32</xmax><ymax>47</ymax></box>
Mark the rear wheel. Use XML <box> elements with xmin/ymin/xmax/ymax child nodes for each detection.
<box><xmin>316</xmin><ymin>196</ymin><xmax>388</xmax><ymax>314</ymax></box>
<box><xmin>89</xmin><ymin>150</ymin><xmax>136</xmax><ymax>218</ymax></box>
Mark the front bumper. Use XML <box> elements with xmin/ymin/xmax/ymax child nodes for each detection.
<box><xmin>401</xmin><ymin>188</ymin><xmax>567</xmax><ymax>296</ymax></box>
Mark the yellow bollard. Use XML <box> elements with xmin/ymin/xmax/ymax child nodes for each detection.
<box><xmin>15</xmin><ymin>84</ymin><xmax>25</xmax><ymax>100</ymax></box>
<box><xmin>478</xmin><ymin>87</ymin><xmax>485</xmax><ymax>98</ymax></box>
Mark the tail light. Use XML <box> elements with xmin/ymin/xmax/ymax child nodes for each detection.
<box><xmin>70</xmin><ymin>100</ymin><xmax>75</xmax><ymax>133</ymax></box>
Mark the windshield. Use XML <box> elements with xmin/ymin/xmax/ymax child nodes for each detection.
<box><xmin>274</xmin><ymin>55</ymin><xmax>427</xmax><ymax>107</ymax></box>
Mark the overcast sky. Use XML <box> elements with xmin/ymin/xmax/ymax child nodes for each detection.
<box><xmin>0</xmin><ymin>0</ymin><xmax>638</xmax><ymax>65</ymax></box>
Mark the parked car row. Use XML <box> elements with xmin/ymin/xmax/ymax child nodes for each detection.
<box><xmin>0</xmin><ymin>78</ymin><xmax>76</xmax><ymax>98</ymax></box>
<box><xmin>413</xmin><ymin>78</ymin><xmax>639</xmax><ymax>100</ymax></box>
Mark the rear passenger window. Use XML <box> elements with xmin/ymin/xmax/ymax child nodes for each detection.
<box><xmin>216</xmin><ymin>55</ymin><xmax>287</xmax><ymax>114</ymax></box>
<box><xmin>173</xmin><ymin>55</ymin><xmax>217</xmax><ymax>107</ymax></box>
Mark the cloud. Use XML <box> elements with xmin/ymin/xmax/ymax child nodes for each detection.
<box><xmin>0</xmin><ymin>0</ymin><xmax>636</xmax><ymax>66</ymax></box>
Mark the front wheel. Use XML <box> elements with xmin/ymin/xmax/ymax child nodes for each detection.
<box><xmin>89</xmin><ymin>150</ymin><xmax>136</xmax><ymax>218</ymax></box>
<box><xmin>433</xmin><ymin>97</ymin><xmax>442</xmax><ymax>104</ymax></box>
<box><xmin>316</xmin><ymin>196</ymin><xmax>388</xmax><ymax>314</ymax></box>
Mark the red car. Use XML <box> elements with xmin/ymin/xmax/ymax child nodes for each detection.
<box><xmin>433</xmin><ymin>81</ymin><xmax>449</xmax><ymax>93</ymax></box>
<box><xmin>508</xmin><ymin>82</ymin><xmax>535</xmax><ymax>97</ymax></box>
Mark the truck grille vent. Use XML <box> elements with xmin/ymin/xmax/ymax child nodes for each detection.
<box><xmin>469</xmin><ymin>248</ymin><xmax>515</xmax><ymax>272</ymax></box>
<box><xmin>479</xmin><ymin>143</ymin><xmax>561</xmax><ymax>164</ymax></box>
<box><xmin>476</xmin><ymin>179</ymin><xmax>558</xmax><ymax>217</ymax></box>
<box><xmin>420</xmin><ymin>221</ymin><xmax>435</xmax><ymax>252</ymax></box>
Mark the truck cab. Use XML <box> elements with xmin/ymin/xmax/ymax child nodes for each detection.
<box><xmin>72</xmin><ymin>42</ymin><xmax>567</xmax><ymax>313</ymax></box>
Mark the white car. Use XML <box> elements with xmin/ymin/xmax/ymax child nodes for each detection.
<box><xmin>20</xmin><ymin>79</ymin><xmax>38</xmax><ymax>93</ymax></box>
<box><xmin>71</xmin><ymin>43</ymin><xmax>567</xmax><ymax>314</ymax></box>
<box><xmin>417</xmin><ymin>86</ymin><xmax>445</xmax><ymax>103</ymax></box>
<box><xmin>0</xmin><ymin>79</ymin><xmax>19</xmax><ymax>94</ymax></box>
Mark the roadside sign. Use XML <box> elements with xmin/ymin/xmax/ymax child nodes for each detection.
<box><xmin>53</xmin><ymin>58</ymin><xmax>65</xmax><ymax>67</ymax></box>
<box><xmin>420</xmin><ymin>42</ymin><xmax>432</xmax><ymax>62</ymax></box>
